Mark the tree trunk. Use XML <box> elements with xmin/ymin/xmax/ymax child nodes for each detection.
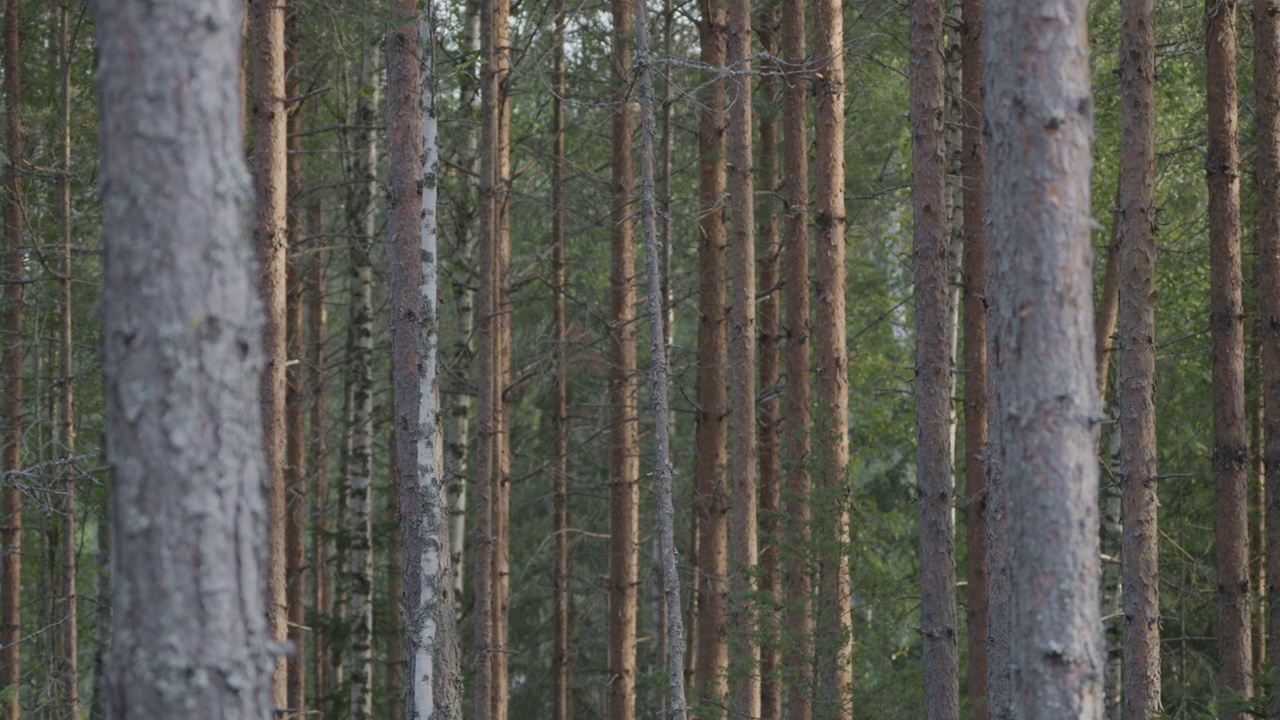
<box><xmin>1259</xmin><ymin>0</ymin><xmax>1280</xmax><ymax>713</ymax></box>
<box><xmin>984</xmin><ymin>1</ymin><xmax>1103</xmax><ymax>717</ymax></box>
<box><xmin>284</xmin><ymin>12</ymin><xmax>307</xmax><ymax>717</ymax></box>
<box><xmin>346</xmin><ymin>28</ymin><xmax>379</xmax><ymax>720</ymax></box>
<box><xmin>97</xmin><ymin>2</ymin><xmax>274</xmax><ymax>716</ymax></box>
<box><xmin>0</xmin><ymin>0</ymin><xmax>20</xmax><ymax>715</ymax></box>
<box><xmin>1207</xmin><ymin>0</ymin><xmax>1254</xmax><ymax>713</ymax></box>
<box><xmin>249</xmin><ymin>0</ymin><xmax>290</xmax><ymax>708</ymax></box>
<box><xmin>694</xmin><ymin>0</ymin><xmax>729</xmax><ymax>711</ymax></box>
<box><xmin>813</xmin><ymin>0</ymin><xmax>851</xmax><ymax>710</ymax></box>
<box><xmin>911</xmin><ymin>0</ymin><xmax>960</xmax><ymax>716</ymax></box>
<box><xmin>959</xmin><ymin>0</ymin><xmax>988</xmax><ymax>714</ymax></box>
<box><xmin>306</xmin><ymin>200</ymin><xmax>332</xmax><ymax>708</ymax></box>
<box><xmin>56</xmin><ymin>6</ymin><xmax>79</xmax><ymax>719</ymax></box>
<box><xmin>726</xmin><ymin>0</ymin><xmax>759</xmax><ymax>709</ymax></box>
<box><xmin>609</xmin><ymin>0</ymin><xmax>640</xmax><ymax>713</ymax></box>
<box><xmin>1116</xmin><ymin>0</ymin><xmax>1161</xmax><ymax>714</ymax></box>
<box><xmin>552</xmin><ymin>0</ymin><xmax>572</xmax><ymax>715</ymax></box>
<box><xmin>781</xmin><ymin>0</ymin><xmax>811</xmax><ymax>713</ymax></box>
<box><xmin>755</xmin><ymin>12</ymin><xmax>783</xmax><ymax>719</ymax></box>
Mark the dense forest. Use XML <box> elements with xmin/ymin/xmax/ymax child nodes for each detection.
<box><xmin>1</xmin><ymin>0</ymin><xmax>1277</xmax><ymax>718</ymax></box>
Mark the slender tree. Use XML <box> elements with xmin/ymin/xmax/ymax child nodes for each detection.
<box><xmin>1207</xmin><ymin>0</ymin><xmax>1254</xmax><ymax>711</ymax></box>
<box><xmin>0</xmin><ymin>0</ymin><xmax>22</xmax><ymax>715</ymax></box>
<box><xmin>911</xmin><ymin>0</ymin><xmax>960</xmax><ymax>715</ymax></box>
<box><xmin>306</xmin><ymin>199</ymin><xmax>333</xmax><ymax>705</ymax></box>
<box><xmin>959</xmin><ymin>0</ymin><xmax>988</xmax><ymax>714</ymax></box>
<box><xmin>726</xmin><ymin>0</ymin><xmax>759</xmax><ymax>708</ymax></box>
<box><xmin>781</xmin><ymin>0</ymin><xmax>812</xmax><ymax>713</ymax></box>
<box><xmin>694</xmin><ymin>0</ymin><xmax>729</xmax><ymax>710</ymax></box>
<box><xmin>249</xmin><ymin>0</ymin><xmax>290</xmax><ymax>707</ymax></box>
<box><xmin>97</xmin><ymin>2</ymin><xmax>273</xmax><ymax>717</ymax></box>
<box><xmin>1259</xmin><ymin>0</ymin><xmax>1280</xmax><ymax>713</ymax></box>
<box><xmin>985</xmin><ymin>0</ymin><xmax>1103</xmax><ymax>718</ymax></box>
<box><xmin>552</xmin><ymin>0</ymin><xmax>572</xmax><ymax>715</ymax></box>
<box><xmin>1116</xmin><ymin>0</ymin><xmax>1160</xmax><ymax>714</ymax></box>
<box><xmin>813</xmin><ymin>0</ymin><xmax>851</xmax><ymax>709</ymax></box>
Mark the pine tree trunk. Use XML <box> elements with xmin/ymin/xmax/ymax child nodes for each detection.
<box><xmin>813</xmin><ymin>0</ymin><xmax>851</xmax><ymax>710</ymax></box>
<box><xmin>98</xmin><ymin>2</ymin><xmax>274</xmax><ymax>716</ymax></box>
<box><xmin>0</xmin><ymin>0</ymin><xmax>22</xmax><ymax>712</ymax></box>
<box><xmin>694</xmin><ymin>0</ymin><xmax>729</xmax><ymax>711</ymax></box>
<box><xmin>959</xmin><ymin>0</ymin><xmax>988</xmax><ymax>713</ymax></box>
<box><xmin>911</xmin><ymin>0</ymin><xmax>960</xmax><ymax>715</ymax></box>
<box><xmin>1116</xmin><ymin>0</ymin><xmax>1161</xmax><ymax>714</ymax></box>
<box><xmin>552</xmin><ymin>0</ymin><xmax>572</xmax><ymax>715</ymax></box>
<box><xmin>781</xmin><ymin>0</ymin><xmax>811</xmax><ymax>712</ymax></box>
<box><xmin>985</xmin><ymin>1</ymin><xmax>1103</xmax><ymax>717</ymax></box>
<box><xmin>755</xmin><ymin>12</ymin><xmax>783</xmax><ymax>719</ymax></box>
<box><xmin>609</xmin><ymin>0</ymin><xmax>640</xmax><ymax>714</ymax></box>
<box><xmin>1259</xmin><ymin>0</ymin><xmax>1280</xmax><ymax>710</ymax></box>
<box><xmin>1207</xmin><ymin>0</ymin><xmax>1254</xmax><ymax>713</ymax></box>
<box><xmin>726</xmin><ymin>0</ymin><xmax>759</xmax><ymax>709</ymax></box>
<box><xmin>283</xmin><ymin>13</ymin><xmax>307</xmax><ymax>717</ymax></box>
<box><xmin>306</xmin><ymin>200</ymin><xmax>333</xmax><ymax>709</ymax></box>
<box><xmin>249</xmin><ymin>0</ymin><xmax>290</xmax><ymax>707</ymax></box>
<box><xmin>56</xmin><ymin>6</ymin><xmax>79</xmax><ymax>719</ymax></box>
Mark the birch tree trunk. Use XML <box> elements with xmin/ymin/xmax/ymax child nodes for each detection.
<box><xmin>984</xmin><ymin>1</ymin><xmax>1103</xmax><ymax>717</ymax></box>
<box><xmin>97</xmin><ymin>2</ymin><xmax>273</xmax><ymax>717</ymax></box>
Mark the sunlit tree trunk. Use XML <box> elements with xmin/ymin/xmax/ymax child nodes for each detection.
<box><xmin>1116</xmin><ymin>0</ymin><xmax>1160</xmax><ymax>714</ymax></box>
<box><xmin>813</xmin><ymin>0</ymin><xmax>850</xmax><ymax>709</ymax></box>
<box><xmin>694</xmin><ymin>0</ymin><xmax>729</xmax><ymax>711</ymax></box>
<box><xmin>985</xmin><ymin>0</ymin><xmax>1103</xmax><ymax>717</ymax></box>
<box><xmin>1207</xmin><ymin>0</ymin><xmax>1253</xmax><ymax>714</ymax></box>
<box><xmin>97</xmin><ymin>2</ymin><xmax>273</xmax><ymax>716</ymax></box>
<box><xmin>959</xmin><ymin>0</ymin><xmax>987</xmax><ymax>714</ymax></box>
<box><xmin>249</xmin><ymin>0</ymin><xmax>290</xmax><ymax>707</ymax></box>
<box><xmin>0</xmin><ymin>0</ymin><xmax>20</xmax><ymax>715</ymax></box>
<box><xmin>781</xmin><ymin>0</ymin><xmax>811</xmax><ymax>713</ymax></box>
<box><xmin>609</xmin><ymin>0</ymin><xmax>640</xmax><ymax>711</ymax></box>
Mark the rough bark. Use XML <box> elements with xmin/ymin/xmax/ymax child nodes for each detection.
<box><xmin>97</xmin><ymin>2</ymin><xmax>274</xmax><ymax>717</ymax></box>
<box><xmin>911</xmin><ymin>0</ymin><xmax>960</xmax><ymax>715</ymax></box>
<box><xmin>1116</xmin><ymin>0</ymin><xmax>1160</xmax><ymax>714</ymax></box>
<box><xmin>1260</xmin><ymin>0</ymin><xmax>1280</xmax><ymax>713</ymax></box>
<box><xmin>635</xmin><ymin>3</ymin><xmax>690</xmax><ymax>713</ymax></box>
<box><xmin>959</xmin><ymin>0</ymin><xmax>988</xmax><ymax>714</ymax></box>
<box><xmin>984</xmin><ymin>1</ymin><xmax>1103</xmax><ymax>718</ymax></box>
<box><xmin>249</xmin><ymin>0</ymin><xmax>290</xmax><ymax>708</ymax></box>
<box><xmin>755</xmin><ymin>13</ymin><xmax>783</xmax><ymax>719</ymax></box>
<box><xmin>0</xmin><ymin>0</ymin><xmax>20</xmax><ymax>714</ymax></box>
<box><xmin>726</xmin><ymin>0</ymin><xmax>759</xmax><ymax>709</ymax></box>
<box><xmin>1207</xmin><ymin>0</ymin><xmax>1254</xmax><ymax>713</ymax></box>
<box><xmin>813</xmin><ymin>0</ymin><xmax>851</xmax><ymax>710</ymax></box>
<box><xmin>552</xmin><ymin>0</ymin><xmax>572</xmax><ymax>715</ymax></box>
<box><xmin>608</xmin><ymin>0</ymin><xmax>641</xmax><ymax>714</ymax></box>
<box><xmin>694</xmin><ymin>0</ymin><xmax>729</xmax><ymax>711</ymax></box>
<box><xmin>781</xmin><ymin>0</ymin><xmax>811</xmax><ymax>713</ymax></box>
<box><xmin>346</xmin><ymin>29</ymin><xmax>379</xmax><ymax>720</ymax></box>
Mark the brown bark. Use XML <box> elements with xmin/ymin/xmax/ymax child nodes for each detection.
<box><xmin>1258</xmin><ymin>0</ymin><xmax>1280</xmax><ymax>715</ymax></box>
<box><xmin>1207</xmin><ymin>0</ymin><xmax>1253</xmax><ymax>713</ymax></box>
<box><xmin>694</xmin><ymin>0</ymin><xmax>729</xmax><ymax>711</ymax></box>
<box><xmin>781</xmin><ymin>0</ymin><xmax>811</xmax><ymax>713</ymax></box>
<box><xmin>1116</xmin><ymin>0</ymin><xmax>1160</xmax><ymax>714</ymax></box>
<box><xmin>552</xmin><ymin>0</ymin><xmax>572</xmax><ymax>715</ymax></box>
<box><xmin>985</xmin><ymin>0</ymin><xmax>1103</xmax><ymax>717</ymax></box>
<box><xmin>0</xmin><ymin>0</ymin><xmax>20</xmax><ymax>714</ymax></box>
<box><xmin>249</xmin><ymin>0</ymin><xmax>290</xmax><ymax>707</ymax></box>
<box><xmin>97</xmin><ymin>1</ymin><xmax>274</xmax><ymax>716</ymax></box>
<box><xmin>1095</xmin><ymin>182</ymin><xmax>1122</xmax><ymax>401</ymax></box>
<box><xmin>387</xmin><ymin>417</ymin><xmax>405</xmax><ymax>720</ymax></box>
<box><xmin>813</xmin><ymin>0</ymin><xmax>851</xmax><ymax>710</ymax></box>
<box><xmin>609</xmin><ymin>0</ymin><xmax>640</xmax><ymax>712</ymax></box>
<box><xmin>911</xmin><ymin>0</ymin><xmax>960</xmax><ymax>716</ymax></box>
<box><xmin>959</xmin><ymin>0</ymin><xmax>988</xmax><ymax>714</ymax></box>
<box><xmin>305</xmin><ymin>200</ymin><xmax>332</xmax><ymax>708</ymax></box>
<box><xmin>726</xmin><ymin>0</ymin><xmax>759</xmax><ymax>709</ymax></box>
<box><xmin>284</xmin><ymin>11</ymin><xmax>307</xmax><ymax>717</ymax></box>
<box><xmin>755</xmin><ymin>12</ymin><xmax>783</xmax><ymax>719</ymax></box>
